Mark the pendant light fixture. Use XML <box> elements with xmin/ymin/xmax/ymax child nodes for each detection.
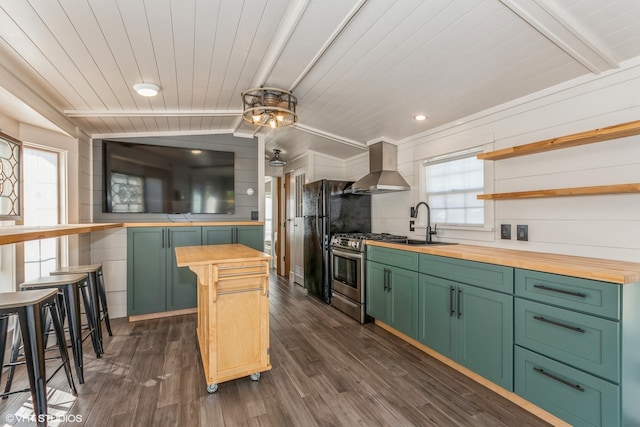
<box><xmin>241</xmin><ymin>87</ymin><xmax>297</xmax><ymax>128</ymax></box>
<box><xmin>268</xmin><ymin>149</ymin><xmax>287</xmax><ymax>166</ymax></box>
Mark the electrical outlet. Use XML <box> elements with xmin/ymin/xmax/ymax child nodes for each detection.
<box><xmin>517</xmin><ymin>224</ymin><xmax>528</xmax><ymax>241</ymax></box>
<box><xmin>251</xmin><ymin>211</ymin><xmax>258</xmax><ymax>220</ymax></box>
<box><xmin>500</xmin><ymin>224</ymin><xmax>511</xmax><ymax>240</ymax></box>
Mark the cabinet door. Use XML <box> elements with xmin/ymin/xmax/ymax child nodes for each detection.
<box><xmin>418</xmin><ymin>274</ymin><xmax>456</xmax><ymax>359</ymax></box>
<box><xmin>456</xmin><ymin>283</ymin><xmax>513</xmax><ymax>390</ymax></box>
<box><xmin>366</xmin><ymin>261</ymin><xmax>388</xmax><ymax>322</ymax></box>
<box><xmin>388</xmin><ymin>266</ymin><xmax>419</xmax><ymax>338</ymax></box>
<box><xmin>236</xmin><ymin>225</ymin><xmax>264</xmax><ymax>251</ymax></box>
<box><xmin>127</xmin><ymin>227</ymin><xmax>166</xmax><ymax>315</ymax></box>
<box><xmin>166</xmin><ymin>227</ymin><xmax>201</xmax><ymax>311</ymax></box>
<box><xmin>202</xmin><ymin>226</ymin><xmax>234</xmax><ymax>245</ymax></box>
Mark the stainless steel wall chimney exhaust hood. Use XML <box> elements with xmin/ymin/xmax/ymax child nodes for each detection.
<box><xmin>352</xmin><ymin>141</ymin><xmax>410</xmax><ymax>194</ymax></box>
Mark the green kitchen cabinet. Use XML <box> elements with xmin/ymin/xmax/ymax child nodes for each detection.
<box><xmin>513</xmin><ymin>268</ymin><xmax>631</xmax><ymax>426</ymax></box>
<box><xmin>419</xmin><ymin>273</ymin><xmax>513</xmax><ymax>390</ymax></box>
<box><xmin>202</xmin><ymin>225</ymin><xmax>264</xmax><ymax>251</ymax></box>
<box><xmin>127</xmin><ymin>226</ymin><xmax>201</xmax><ymax>315</ymax></box>
<box><xmin>366</xmin><ymin>247</ymin><xmax>419</xmax><ymax>338</ymax></box>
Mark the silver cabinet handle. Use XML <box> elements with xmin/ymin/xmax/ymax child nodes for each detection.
<box><xmin>533</xmin><ymin>315</ymin><xmax>585</xmax><ymax>333</ymax></box>
<box><xmin>533</xmin><ymin>367</ymin><xmax>585</xmax><ymax>392</ymax></box>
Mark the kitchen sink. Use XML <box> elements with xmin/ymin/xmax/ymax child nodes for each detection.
<box><xmin>402</xmin><ymin>239</ymin><xmax>459</xmax><ymax>246</ymax></box>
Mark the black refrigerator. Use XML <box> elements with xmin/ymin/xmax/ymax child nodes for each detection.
<box><xmin>303</xmin><ymin>179</ymin><xmax>371</xmax><ymax>303</ymax></box>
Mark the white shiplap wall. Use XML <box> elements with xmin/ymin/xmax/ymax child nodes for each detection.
<box><xmin>91</xmin><ymin>228</ymin><xmax>127</xmax><ymax>319</ymax></box>
<box><xmin>386</xmin><ymin>59</ymin><xmax>640</xmax><ymax>262</ymax></box>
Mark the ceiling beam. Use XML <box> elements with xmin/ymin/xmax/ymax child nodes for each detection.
<box><xmin>499</xmin><ymin>0</ymin><xmax>619</xmax><ymax>73</ymax></box>
<box><xmin>64</xmin><ymin>109</ymin><xmax>242</xmax><ymax>118</ymax></box>
<box><xmin>294</xmin><ymin>123</ymin><xmax>367</xmax><ymax>150</ymax></box>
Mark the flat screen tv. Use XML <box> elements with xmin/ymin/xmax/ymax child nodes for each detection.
<box><xmin>102</xmin><ymin>140</ymin><xmax>234</xmax><ymax>214</ymax></box>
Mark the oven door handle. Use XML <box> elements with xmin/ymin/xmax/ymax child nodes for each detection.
<box><xmin>330</xmin><ymin>248</ymin><xmax>363</xmax><ymax>260</ymax></box>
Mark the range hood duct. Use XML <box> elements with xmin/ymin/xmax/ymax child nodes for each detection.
<box><xmin>352</xmin><ymin>141</ymin><xmax>410</xmax><ymax>194</ymax></box>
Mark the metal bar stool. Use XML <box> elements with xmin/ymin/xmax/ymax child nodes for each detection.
<box><xmin>15</xmin><ymin>273</ymin><xmax>89</xmax><ymax>384</ymax></box>
<box><xmin>0</xmin><ymin>289</ymin><xmax>77</xmax><ymax>427</ymax></box>
<box><xmin>51</xmin><ymin>264</ymin><xmax>112</xmax><ymax>354</ymax></box>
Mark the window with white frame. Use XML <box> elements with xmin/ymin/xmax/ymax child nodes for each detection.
<box><xmin>23</xmin><ymin>146</ymin><xmax>62</xmax><ymax>281</ymax></box>
<box><xmin>423</xmin><ymin>148</ymin><xmax>484</xmax><ymax>226</ymax></box>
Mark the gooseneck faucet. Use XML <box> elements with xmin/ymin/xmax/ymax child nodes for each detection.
<box><xmin>411</xmin><ymin>201</ymin><xmax>437</xmax><ymax>243</ymax></box>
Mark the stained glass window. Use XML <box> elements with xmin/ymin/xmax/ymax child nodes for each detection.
<box><xmin>0</xmin><ymin>133</ymin><xmax>21</xmax><ymax>219</ymax></box>
<box><xmin>110</xmin><ymin>172</ymin><xmax>144</xmax><ymax>212</ymax></box>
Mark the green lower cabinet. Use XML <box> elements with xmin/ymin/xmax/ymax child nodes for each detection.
<box><xmin>127</xmin><ymin>226</ymin><xmax>201</xmax><ymax>315</ymax></box>
<box><xmin>515</xmin><ymin>346</ymin><xmax>620</xmax><ymax>427</ymax></box>
<box><xmin>236</xmin><ymin>225</ymin><xmax>264</xmax><ymax>251</ymax></box>
<box><xmin>366</xmin><ymin>261</ymin><xmax>419</xmax><ymax>339</ymax></box>
<box><xmin>202</xmin><ymin>225</ymin><xmax>264</xmax><ymax>251</ymax></box>
<box><xmin>166</xmin><ymin>227</ymin><xmax>202</xmax><ymax>310</ymax></box>
<box><xmin>419</xmin><ymin>273</ymin><xmax>513</xmax><ymax>390</ymax></box>
<box><xmin>127</xmin><ymin>227</ymin><xmax>167</xmax><ymax>315</ymax></box>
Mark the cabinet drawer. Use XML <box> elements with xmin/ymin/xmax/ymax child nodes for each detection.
<box><xmin>419</xmin><ymin>254</ymin><xmax>513</xmax><ymax>294</ymax></box>
<box><xmin>515</xmin><ymin>299</ymin><xmax>619</xmax><ymax>383</ymax></box>
<box><xmin>515</xmin><ymin>269</ymin><xmax>620</xmax><ymax>320</ymax></box>
<box><xmin>367</xmin><ymin>246</ymin><xmax>418</xmax><ymax>271</ymax></box>
<box><xmin>515</xmin><ymin>346</ymin><xmax>619</xmax><ymax>427</ymax></box>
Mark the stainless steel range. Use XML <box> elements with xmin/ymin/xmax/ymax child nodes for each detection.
<box><xmin>329</xmin><ymin>232</ymin><xmax>407</xmax><ymax>323</ymax></box>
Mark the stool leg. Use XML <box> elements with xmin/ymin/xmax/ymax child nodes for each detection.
<box><xmin>87</xmin><ymin>272</ymin><xmax>104</xmax><ymax>354</ymax></box>
<box><xmin>79</xmin><ymin>280</ymin><xmax>102</xmax><ymax>357</ymax></box>
<box><xmin>97</xmin><ymin>268</ymin><xmax>113</xmax><ymax>336</ymax></box>
<box><xmin>62</xmin><ymin>285</ymin><xmax>84</xmax><ymax>384</ymax></box>
<box><xmin>18</xmin><ymin>304</ymin><xmax>48</xmax><ymax>427</ymax></box>
<box><xmin>3</xmin><ymin>320</ymin><xmax>22</xmax><ymax>398</ymax></box>
<box><xmin>47</xmin><ymin>301</ymin><xmax>77</xmax><ymax>396</ymax></box>
<box><xmin>0</xmin><ymin>315</ymin><xmax>8</xmax><ymax>389</ymax></box>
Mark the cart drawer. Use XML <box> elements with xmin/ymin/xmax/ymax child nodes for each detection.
<box><xmin>515</xmin><ymin>346</ymin><xmax>619</xmax><ymax>427</ymax></box>
<box><xmin>515</xmin><ymin>269</ymin><xmax>619</xmax><ymax>320</ymax></box>
<box><xmin>515</xmin><ymin>298</ymin><xmax>619</xmax><ymax>383</ymax></box>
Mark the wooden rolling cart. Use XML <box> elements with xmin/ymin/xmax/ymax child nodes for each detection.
<box><xmin>175</xmin><ymin>244</ymin><xmax>271</xmax><ymax>393</ymax></box>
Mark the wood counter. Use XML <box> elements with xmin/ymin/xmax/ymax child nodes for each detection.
<box><xmin>367</xmin><ymin>241</ymin><xmax>640</xmax><ymax>284</ymax></box>
<box><xmin>175</xmin><ymin>244</ymin><xmax>272</xmax><ymax>392</ymax></box>
<box><xmin>0</xmin><ymin>223</ymin><xmax>123</xmax><ymax>245</ymax></box>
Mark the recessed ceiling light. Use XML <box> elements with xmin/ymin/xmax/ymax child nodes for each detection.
<box><xmin>413</xmin><ymin>114</ymin><xmax>427</xmax><ymax>121</ymax></box>
<box><xmin>133</xmin><ymin>83</ymin><xmax>160</xmax><ymax>97</ymax></box>
<box><xmin>191</xmin><ymin>149</ymin><xmax>202</xmax><ymax>154</ymax></box>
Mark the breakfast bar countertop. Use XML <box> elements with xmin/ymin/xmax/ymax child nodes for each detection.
<box><xmin>0</xmin><ymin>223</ymin><xmax>124</xmax><ymax>245</ymax></box>
<box><xmin>368</xmin><ymin>241</ymin><xmax>640</xmax><ymax>285</ymax></box>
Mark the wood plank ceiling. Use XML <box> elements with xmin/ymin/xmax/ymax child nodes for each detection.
<box><xmin>0</xmin><ymin>0</ymin><xmax>639</xmax><ymax>161</ymax></box>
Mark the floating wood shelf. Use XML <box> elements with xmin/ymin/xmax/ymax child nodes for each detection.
<box><xmin>478</xmin><ymin>183</ymin><xmax>640</xmax><ymax>200</ymax></box>
<box><xmin>478</xmin><ymin>119</ymin><xmax>640</xmax><ymax>160</ymax></box>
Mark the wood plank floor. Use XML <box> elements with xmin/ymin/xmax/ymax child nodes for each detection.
<box><xmin>1</xmin><ymin>274</ymin><xmax>554</xmax><ymax>426</ymax></box>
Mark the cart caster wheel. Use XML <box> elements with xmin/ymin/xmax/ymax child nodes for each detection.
<box><xmin>207</xmin><ymin>383</ymin><xmax>218</xmax><ymax>393</ymax></box>
<box><xmin>249</xmin><ymin>373</ymin><xmax>261</xmax><ymax>381</ymax></box>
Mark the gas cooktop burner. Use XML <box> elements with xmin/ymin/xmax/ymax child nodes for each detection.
<box><xmin>333</xmin><ymin>232</ymin><xmax>407</xmax><ymax>241</ymax></box>
<box><xmin>330</xmin><ymin>232</ymin><xmax>408</xmax><ymax>252</ymax></box>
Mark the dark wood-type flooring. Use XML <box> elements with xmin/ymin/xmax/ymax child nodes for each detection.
<box><xmin>1</xmin><ymin>274</ymin><xmax>553</xmax><ymax>426</ymax></box>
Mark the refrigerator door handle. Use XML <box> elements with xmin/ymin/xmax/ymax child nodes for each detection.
<box><xmin>317</xmin><ymin>183</ymin><xmax>324</xmax><ymax>217</ymax></box>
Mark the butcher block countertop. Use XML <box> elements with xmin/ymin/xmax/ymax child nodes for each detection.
<box><xmin>0</xmin><ymin>221</ymin><xmax>264</xmax><ymax>245</ymax></box>
<box><xmin>175</xmin><ymin>243</ymin><xmax>271</xmax><ymax>267</ymax></box>
<box><xmin>0</xmin><ymin>223</ymin><xmax>123</xmax><ymax>245</ymax></box>
<box><xmin>367</xmin><ymin>241</ymin><xmax>640</xmax><ymax>285</ymax></box>
<box><xmin>124</xmin><ymin>221</ymin><xmax>264</xmax><ymax>227</ymax></box>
